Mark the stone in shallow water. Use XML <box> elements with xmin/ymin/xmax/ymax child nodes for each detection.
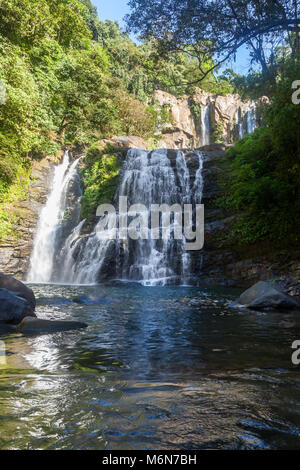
<box><xmin>16</xmin><ymin>317</ymin><xmax>88</xmax><ymax>334</ymax></box>
<box><xmin>0</xmin><ymin>288</ymin><xmax>36</xmax><ymax>324</ymax></box>
<box><xmin>73</xmin><ymin>295</ymin><xmax>119</xmax><ymax>305</ymax></box>
<box><xmin>0</xmin><ymin>272</ymin><xmax>36</xmax><ymax>309</ymax></box>
<box><xmin>233</xmin><ymin>281</ymin><xmax>300</xmax><ymax>311</ymax></box>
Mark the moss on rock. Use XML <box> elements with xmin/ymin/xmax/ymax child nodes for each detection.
<box><xmin>80</xmin><ymin>142</ymin><xmax>123</xmax><ymax>220</ymax></box>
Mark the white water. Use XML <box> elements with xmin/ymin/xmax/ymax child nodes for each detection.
<box><xmin>246</xmin><ymin>101</ymin><xmax>257</xmax><ymax>134</ymax></box>
<box><xmin>201</xmin><ymin>105</ymin><xmax>210</xmax><ymax>146</ymax></box>
<box><xmin>236</xmin><ymin>102</ymin><xmax>257</xmax><ymax>139</ymax></box>
<box><xmin>67</xmin><ymin>149</ymin><xmax>205</xmax><ymax>286</ymax></box>
<box><xmin>56</xmin><ymin>219</ymin><xmax>86</xmax><ymax>284</ymax></box>
<box><xmin>27</xmin><ymin>152</ymin><xmax>82</xmax><ymax>283</ymax></box>
<box><xmin>28</xmin><ymin>149</ymin><xmax>205</xmax><ymax>286</ymax></box>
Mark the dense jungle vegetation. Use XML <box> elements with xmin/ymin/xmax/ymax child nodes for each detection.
<box><xmin>0</xmin><ymin>0</ymin><xmax>233</xmax><ymax>237</ymax></box>
<box><xmin>1</xmin><ymin>0</ymin><xmax>299</xmax><ymax>249</ymax></box>
<box><xmin>219</xmin><ymin>59</ymin><xmax>300</xmax><ymax>247</ymax></box>
<box><xmin>127</xmin><ymin>0</ymin><xmax>300</xmax><ymax>249</ymax></box>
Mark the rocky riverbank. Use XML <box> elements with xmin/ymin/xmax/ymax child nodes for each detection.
<box><xmin>196</xmin><ymin>145</ymin><xmax>300</xmax><ymax>298</ymax></box>
<box><xmin>0</xmin><ymin>272</ymin><xmax>87</xmax><ymax>333</ymax></box>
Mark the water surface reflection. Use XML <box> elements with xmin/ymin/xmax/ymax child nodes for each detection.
<box><xmin>0</xmin><ymin>283</ymin><xmax>300</xmax><ymax>449</ymax></box>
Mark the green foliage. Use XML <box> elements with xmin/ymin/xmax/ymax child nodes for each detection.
<box><xmin>80</xmin><ymin>144</ymin><xmax>122</xmax><ymax>220</ymax></box>
<box><xmin>0</xmin><ymin>0</ymin><xmax>163</xmax><ymax>238</ymax></box>
<box><xmin>97</xmin><ymin>20</ymin><xmax>234</xmax><ymax>100</ymax></box>
<box><xmin>108</xmin><ymin>84</ymin><xmax>158</xmax><ymax>137</ymax></box>
<box><xmin>212</xmin><ymin>122</ymin><xmax>224</xmax><ymax>144</ymax></box>
<box><xmin>0</xmin><ymin>168</ymin><xmax>30</xmax><ymax>240</ymax></box>
<box><xmin>219</xmin><ymin>68</ymin><xmax>276</xmax><ymax>100</ymax></box>
<box><xmin>218</xmin><ymin>65</ymin><xmax>300</xmax><ymax>246</ymax></box>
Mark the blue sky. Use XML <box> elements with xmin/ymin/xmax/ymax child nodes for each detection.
<box><xmin>93</xmin><ymin>0</ymin><xmax>251</xmax><ymax>75</ymax></box>
<box><xmin>93</xmin><ymin>0</ymin><xmax>128</xmax><ymax>26</ymax></box>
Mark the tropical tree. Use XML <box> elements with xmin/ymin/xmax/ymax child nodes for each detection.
<box><xmin>127</xmin><ymin>0</ymin><xmax>300</xmax><ymax>80</ymax></box>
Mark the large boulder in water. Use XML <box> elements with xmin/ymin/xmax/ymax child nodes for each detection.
<box><xmin>0</xmin><ymin>272</ymin><xmax>36</xmax><ymax>310</ymax></box>
<box><xmin>0</xmin><ymin>288</ymin><xmax>36</xmax><ymax>324</ymax></box>
<box><xmin>17</xmin><ymin>317</ymin><xmax>88</xmax><ymax>334</ymax></box>
<box><xmin>234</xmin><ymin>281</ymin><xmax>300</xmax><ymax>311</ymax></box>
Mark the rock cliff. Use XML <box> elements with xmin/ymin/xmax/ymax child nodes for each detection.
<box><xmin>0</xmin><ymin>154</ymin><xmax>62</xmax><ymax>279</ymax></box>
<box><xmin>153</xmin><ymin>89</ymin><xmax>269</xmax><ymax>149</ymax></box>
<box><xmin>194</xmin><ymin>147</ymin><xmax>300</xmax><ymax>292</ymax></box>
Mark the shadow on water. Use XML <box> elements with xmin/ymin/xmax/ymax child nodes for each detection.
<box><xmin>1</xmin><ymin>283</ymin><xmax>300</xmax><ymax>449</ymax></box>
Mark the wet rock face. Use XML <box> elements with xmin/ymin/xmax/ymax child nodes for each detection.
<box><xmin>0</xmin><ymin>154</ymin><xmax>60</xmax><ymax>280</ymax></box>
<box><xmin>189</xmin><ymin>147</ymin><xmax>300</xmax><ymax>289</ymax></box>
<box><xmin>153</xmin><ymin>89</ymin><xmax>269</xmax><ymax>149</ymax></box>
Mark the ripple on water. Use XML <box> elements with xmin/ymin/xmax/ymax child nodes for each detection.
<box><xmin>0</xmin><ymin>283</ymin><xmax>300</xmax><ymax>449</ymax></box>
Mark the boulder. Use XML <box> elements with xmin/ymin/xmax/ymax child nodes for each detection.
<box><xmin>0</xmin><ymin>288</ymin><xmax>36</xmax><ymax>324</ymax></box>
<box><xmin>0</xmin><ymin>272</ymin><xmax>36</xmax><ymax>310</ymax></box>
<box><xmin>234</xmin><ymin>281</ymin><xmax>300</xmax><ymax>311</ymax></box>
<box><xmin>16</xmin><ymin>317</ymin><xmax>88</xmax><ymax>334</ymax></box>
<box><xmin>153</xmin><ymin>90</ymin><xmax>196</xmax><ymax>149</ymax></box>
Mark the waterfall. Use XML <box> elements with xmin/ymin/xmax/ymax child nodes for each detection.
<box><xmin>56</xmin><ymin>219</ymin><xmax>86</xmax><ymax>284</ymax></box>
<box><xmin>235</xmin><ymin>108</ymin><xmax>243</xmax><ymax>139</ymax></box>
<box><xmin>27</xmin><ymin>152</ymin><xmax>82</xmax><ymax>283</ymax></box>
<box><xmin>68</xmin><ymin>149</ymin><xmax>205</xmax><ymax>286</ymax></box>
<box><xmin>235</xmin><ymin>102</ymin><xmax>257</xmax><ymax>140</ymax></box>
<box><xmin>246</xmin><ymin>101</ymin><xmax>257</xmax><ymax>134</ymax></box>
<box><xmin>200</xmin><ymin>105</ymin><xmax>210</xmax><ymax>146</ymax></box>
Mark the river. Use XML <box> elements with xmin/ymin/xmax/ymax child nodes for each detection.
<box><xmin>0</xmin><ymin>283</ymin><xmax>300</xmax><ymax>450</ymax></box>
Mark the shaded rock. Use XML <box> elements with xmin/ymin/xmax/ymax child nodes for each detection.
<box><xmin>17</xmin><ymin>317</ymin><xmax>88</xmax><ymax>334</ymax></box>
<box><xmin>99</xmin><ymin>135</ymin><xmax>147</xmax><ymax>151</ymax></box>
<box><xmin>233</xmin><ymin>281</ymin><xmax>300</xmax><ymax>311</ymax></box>
<box><xmin>0</xmin><ymin>272</ymin><xmax>36</xmax><ymax>309</ymax></box>
<box><xmin>0</xmin><ymin>288</ymin><xmax>36</xmax><ymax>324</ymax></box>
<box><xmin>152</xmin><ymin>89</ymin><xmax>269</xmax><ymax>149</ymax></box>
<box><xmin>287</xmin><ymin>284</ymin><xmax>300</xmax><ymax>299</ymax></box>
<box><xmin>73</xmin><ymin>295</ymin><xmax>119</xmax><ymax>305</ymax></box>
<box><xmin>36</xmin><ymin>296</ymin><xmax>74</xmax><ymax>306</ymax></box>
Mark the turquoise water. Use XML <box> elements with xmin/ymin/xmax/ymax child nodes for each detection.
<box><xmin>0</xmin><ymin>283</ymin><xmax>300</xmax><ymax>450</ymax></box>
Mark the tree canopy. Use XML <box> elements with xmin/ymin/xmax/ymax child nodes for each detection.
<box><xmin>127</xmin><ymin>0</ymin><xmax>300</xmax><ymax>79</ymax></box>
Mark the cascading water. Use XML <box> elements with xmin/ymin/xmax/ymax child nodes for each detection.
<box><xmin>246</xmin><ymin>100</ymin><xmax>257</xmax><ymax>134</ymax></box>
<box><xmin>56</xmin><ymin>219</ymin><xmax>86</xmax><ymax>284</ymax></box>
<box><xmin>27</xmin><ymin>152</ymin><xmax>82</xmax><ymax>283</ymax></box>
<box><xmin>200</xmin><ymin>104</ymin><xmax>210</xmax><ymax>146</ymax></box>
<box><xmin>235</xmin><ymin>102</ymin><xmax>257</xmax><ymax>139</ymax></box>
<box><xmin>235</xmin><ymin>108</ymin><xmax>244</xmax><ymax>139</ymax></box>
<box><xmin>66</xmin><ymin>149</ymin><xmax>205</xmax><ymax>286</ymax></box>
